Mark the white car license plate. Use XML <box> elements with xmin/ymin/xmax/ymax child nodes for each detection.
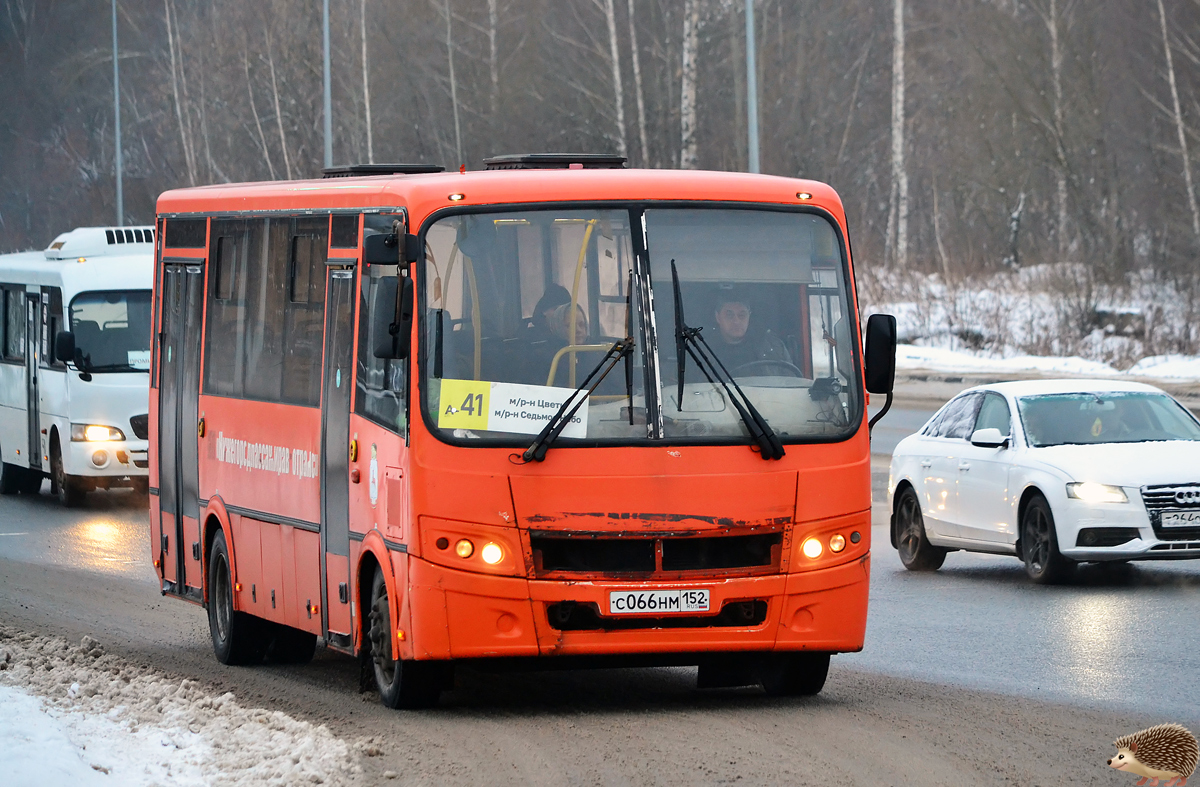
<box><xmin>1160</xmin><ymin>510</ymin><xmax>1200</xmax><ymax>528</ymax></box>
<box><xmin>608</xmin><ymin>589</ymin><xmax>709</xmax><ymax>615</ymax></box>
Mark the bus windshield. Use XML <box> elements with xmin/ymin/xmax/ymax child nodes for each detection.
<box><xmin>422</xmin><ymin>206</ymin><xmax>860</xmax><ymax>446</ymax></box>
<box><xmin>69</xmin><ymin>289</ymin><xmax>152</xmax><ymax>372</ymax></box>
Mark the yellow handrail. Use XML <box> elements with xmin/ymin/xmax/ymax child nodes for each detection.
<box><xmin>568</xmin><ymin>219</ymin><xmax>597</xmax><ymax>386</ymax></box>
<box><xmin>546</xmin><ymin>343</ymin><xmax>612</xmax><ymax>387</ymax></box>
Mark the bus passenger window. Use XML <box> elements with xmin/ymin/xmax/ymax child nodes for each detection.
<box><xmin>3</xmin><ymin>289</ymin><xmax>23</xmax><ymax>361</ymax></box>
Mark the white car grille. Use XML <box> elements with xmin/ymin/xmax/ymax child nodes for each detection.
<box><xmin>1141</xmin><ymin>483</ymin><xmax>1200</xmax><ymax>541</ymax></box>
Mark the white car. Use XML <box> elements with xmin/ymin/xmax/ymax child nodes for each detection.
<box><xmin>888</xmin><ymin>379</ymin><xmax>1200</xmax><ymax>583</ymax></box>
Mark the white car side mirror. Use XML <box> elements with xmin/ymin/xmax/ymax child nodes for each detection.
<box><xmin>970</xmin><ymin>427</ymin><xmax>1008</xmax><ymax>448</ymax></box>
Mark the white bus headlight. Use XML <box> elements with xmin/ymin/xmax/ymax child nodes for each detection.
<box><xmin>1066</xmin><ymin>482</ymin><xmax>1128</xmax><ymax>504</ymax></box>
<box><xmin>72</xmin><ymin>424</ymin><xmax>126</xmax><ymax>442</ymax></box>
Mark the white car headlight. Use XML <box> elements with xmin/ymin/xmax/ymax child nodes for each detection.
<box><xmin>1066</xmin><ymin>482</ymin><xmax>1128</xmax><ymax>504</ymax></box>
<box><xmin>71</xmin><ymin>423</ymin><xmax>126</xmax><ymax>442</ymax></box>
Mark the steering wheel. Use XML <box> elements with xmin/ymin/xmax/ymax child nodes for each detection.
<box><xmin>730</xmin><ymin>359</ymin><xmax>805</xmax><ymax>378</ymax></box>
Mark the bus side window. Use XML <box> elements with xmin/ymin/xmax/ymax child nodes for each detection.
<box><xmin>43</xmin><ymin>287</ymin><xmax>64</xmax><ymax>369</ymax></box>
<box><xmin>356</xmin><ymin>265</ymin><xmax>405</xmax><ymax>433</ymax></box>
<box><xmin>2</xmin><ymin>288</ymin><xmax>23</xmax><ymax>361</ymax></box>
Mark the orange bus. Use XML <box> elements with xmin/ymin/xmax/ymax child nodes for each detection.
<box><xmin>150</xmin><ymin>155</ymin><xmax>897</xmax><ymax>708</ymax></box>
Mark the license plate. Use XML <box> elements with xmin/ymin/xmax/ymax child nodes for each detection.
<box><xmin>608</xmin><ymin>589</ymin><xmax>710</xmax><ymax>615</ymax></box>
<box><xmin>1160</xmin><ymin>510</ymin><xmax>1200</xmax><ymax>527</ymax></box>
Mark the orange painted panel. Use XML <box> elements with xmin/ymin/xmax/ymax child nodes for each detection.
<box><xmin>795</xmin><ymin>456</ymin><xmax>871</xmax><ymax>523</ymax></box>
<box><xmin>259</xmin><ymin>522</ymin><xmax>285</xmax><ymax>625</ymax></box>
<box><xmin>196</xmin><ymin>396</ymin><xmax>321</xmax><ymax>525</ymax></box>
<box><xmin>444</xmin><ymin>590</ymin><xmax>539</xmax><ymax>658</ymax></box>
<box><xmin>509</xmin><ymin>471</ymin><xmax>798</xmax><ymax>531</ymax></box>
<box><xmin>279</xmin><ymin>525</ymin><xmax>300</xmax><ymax>629</ymax></box>
<box><xmin>148</xmin><ymin>495</ymin><xmax>162</xmax><ymax>568</ymax></box>
<box><xmin>292</xmin><ymin>529</ymin><xmax>322</xmax><ymax>635</ymax></box>
<box><xmin>182</xmin><ymin>515</ymin><xmax>202</xmax><ymax>590</ymax></box>
<box><xmin>229</xmin><ymin>514</ymin><xmax>263</xmax><ymax>615</ymax></box>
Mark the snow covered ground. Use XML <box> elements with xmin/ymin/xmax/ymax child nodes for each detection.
<box><xmin>860</xmin><ymin>265</ymin><xmax>1200</xmax><ymax>380</ymax></box>
<box><xmin>894</xmin><ymin>344</ymin><xmax>1200</xmax><ymax>379</ymax></box>
<box><xmin>0</xmin><ymin>628</ymin><xmax>364</xmax><ymax>787</ymax></box>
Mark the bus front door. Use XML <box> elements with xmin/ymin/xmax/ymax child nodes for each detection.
<box><xmin>320</xmin><ymin>267</ymin><xmax>355</xmax><ymax>642</ymax></box>
<box><xmin>24</xmin><ymin>291</ymin><xmax>40</xmax><ymax>473</ymax></box>
<box><xmin>158</xmin><ymin>262</ymin><xmax>204</xmax><ymax>599</ymax></box>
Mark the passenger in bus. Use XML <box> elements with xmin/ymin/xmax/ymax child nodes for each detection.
<box><xmin>709</xmin><ymin>291</ymin><xmax>792</xmax><ymax>373</ymax></box>
<box><xmin>526</xmin><ymin>284</ymin><xmax>589</xmax><ymax>386</ymax></box>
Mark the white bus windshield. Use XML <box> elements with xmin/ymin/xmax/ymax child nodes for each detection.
<box><xmin>70</xmin><ymin>290</ymin><xmax>152</xmax><ymax>372</ymax></box>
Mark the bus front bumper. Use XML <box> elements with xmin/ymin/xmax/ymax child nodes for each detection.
<box><xmin>66</xmin><ymin>439</ymin><xmax>149</xmax><ymax>478</ymax></box>
<box><xmin>404</xmin><ymin>554</ymin><xmax>869</xmax><ymax>661</ymax></box>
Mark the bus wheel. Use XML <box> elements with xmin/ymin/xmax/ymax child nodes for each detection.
<box><xmin>759</xmin><ymin>652</ymin><xmax>830</xmax><ymax>697</ymax></box>
<box><xmin>266</xmin><ymin>624</ymin><xmax>317</xmax><ymax>664</ymax></box>
<box><xmin>367</xmin><ymin>567</ymin><xmax>442</xmax><ymax>709</ymax></box>
<box><xmin>0</xmin><ymin>462</ymin><xmax>26</xmax><ymax>495</ymax></box>
<box><xmin>207</xmin><ymin>529</ymin><xmax>267</xmax><ymax>665</ymax></box>
<box><xmin>50</xmin><ymin>443</ymin><xmax>86</xmax><ymax>508</ymax></box>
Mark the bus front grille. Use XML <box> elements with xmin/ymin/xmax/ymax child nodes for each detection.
<box><xmin>530</xmin><ymin>532</ymin><xmax>782</xmax><ymax>575</ymax></box>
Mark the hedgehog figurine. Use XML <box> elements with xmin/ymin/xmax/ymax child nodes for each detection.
<box><xmin>1108</xmin><ymin>724</ymin><xmax>1199</xmax><ymax>787</ymax></box>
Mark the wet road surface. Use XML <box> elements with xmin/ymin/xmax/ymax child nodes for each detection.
<box><xmin>1</xmin><ymin>469</ymin><xmax>1198</xmax><ymax>724</ymax></box>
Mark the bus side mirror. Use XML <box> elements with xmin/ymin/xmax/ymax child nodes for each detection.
<box><xmin>863</xmin><ymin>313</ymin><xmax>897</xmax><ymax>395</ymax></box>
<box><xmin>363</xmin><ymin>232</ymin><xmax>398</xmax><ymax>265</ymax></box>
<box><xmin>371</xmin><ymin>276</ymin><xmax>415</xmax><ymax>359</ymax></box>
<box><xmin>55</xmin><ymin>330</ymin><xmax>76</xmax><ymax>364</ymax></box>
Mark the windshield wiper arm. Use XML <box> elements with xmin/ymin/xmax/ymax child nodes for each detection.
<box><xmin>670</xmin><ymin>261</ymin><xmax>785</xmax><ymax>461</ymax></box>
<box><xmin>522</xmin><ymin>337</ymin><xmax>635</xmax><ymax>463</ymax></box>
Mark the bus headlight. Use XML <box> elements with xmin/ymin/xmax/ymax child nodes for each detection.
<box><xmin>455</xmin><ymin>539</ymin><xmax>475</xmax><ymax>558</ymax></box>
<box><xmin>802</xmin><ymin>538</ymin><xmax>823</xmax><ymax>559</ymax></box>
<box><xmin>72</xmin><ymin>423</ymin><xmax>126</xmax><ymax>442</ymax></box>
<box><xmin>480</xmin><ymin>543</ymin><xmax>503</xmax><ymax>564</ymax></box>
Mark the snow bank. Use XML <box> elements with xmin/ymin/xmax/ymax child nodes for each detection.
<box><xmin>0</xmin><ymin>628</ymin><xmax>363</xmax><ymax>787</ymax></box>
<box><xmin>895</xmin><ymin>344</ymin><xmax>1120</xmax><ymax>377</ymax></box>
<box><xmin>860</xmin><ymin>265</ymin><xmax>1200</xmax><ymax>378</ymax></box>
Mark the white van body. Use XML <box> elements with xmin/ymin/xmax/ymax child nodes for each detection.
<box><xmin>0</xmin><ymin>226</ymin><xmax>154</xmax><ymax>502</ymax></box>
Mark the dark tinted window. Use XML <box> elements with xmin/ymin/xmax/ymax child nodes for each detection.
<box><xmin>356</xmin><ymin>265</ymin><xmax>406</xmax><ymax>432</ymax></box>
<box><xmin>204</xmin><ymin>217</ymin><xmax>328</xmax><ymax>405</ymax></box>
<box><xmin>331</xmin><ymin>214</ymin><xmax>360</xmax><ymax>248</ymax></box>
<box><xmin>934</xmin><ymin>393</ymin><xmax>983</xmax><ymax>439</ymax></box>
<box><xmin>164</xmin><ymin>218</ymin><xmax>207</xmax><ymax>248</ymax></box>
<box><xmin>3</xmin><ymin>288</ymin><xmax>24</xmax><ymax>361</ymax></box>
<box><xmin>974</xmin><ymin>393</ymin><xmax>1011</xmax><ymax>436</ymax></box>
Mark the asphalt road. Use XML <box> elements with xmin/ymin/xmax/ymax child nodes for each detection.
<box><xmin>4</xmin><ymin>395</ymin><xmax>1200</xmax><ymax>783</ymax></box>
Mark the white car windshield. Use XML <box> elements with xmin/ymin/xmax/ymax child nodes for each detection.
<box><xmin>1017</xmin><ymin>392</ymin><xmax>1200</xmax><ymax>446</ymax></box>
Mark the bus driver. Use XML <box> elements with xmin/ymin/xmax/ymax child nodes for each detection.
<box><xmin>710</xmin><ymin>290</ymin><xmax>792</xmax><ymax>373</ymax></box>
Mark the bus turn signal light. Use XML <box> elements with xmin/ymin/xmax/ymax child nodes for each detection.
<box><xmin>480</xmin><ymin>543</ymin><xmax>503</xmax><ymax>564</ymax></box>
<box><xmin>455</xmin><ymin>539</ymin><xmax>474</xmax><ymax>558</ymax></box>
<box><xmin>802</xmin><ymin>538</ymin><xmax>823</xmax><ymax>559</ymax></box>
<box><xmin>829</xmin><ymin>534</ymin><xmax>846</xmax><ymax>553</ymax></box>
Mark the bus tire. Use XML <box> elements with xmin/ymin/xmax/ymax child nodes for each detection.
<box><xmin>266</xmin><ymin>624</ymin><xmax>317</xmax><ymax>664</ymax></box>
<box><xmin>207</xmin><ymin>529</ymin><xmax>267</xmax><ymax>666</ymax></box>
<box><xmin>759</xmin><ymin>652</ymin><xmax>830</xmax><ymax>697</ymax></box>
<box><xmin>368</xmin><ymin>567</ymin><xmax>442</xmax><ymax>709</ymax></box>
<box><xmin>0</xmin><ymin>462</ymin><xmax>25</xmax><ymax>495</ymax></box>
<box><xmin>50</xmin><ymin>443</ymin><xmax>86</xmax><ymax>508</ymax></box>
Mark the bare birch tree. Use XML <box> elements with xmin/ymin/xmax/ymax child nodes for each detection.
<box><xmin>489</xmin><ymin>0</ymin><xmax>499</xmax><ymax>118</ymax></box>
<box><xmin>887</xmin><ymin>0</ymin><xmax>908</xmax><ymax>267</ymax></box>
<box><xmin>444</xmin><ymin>0</ymin><xmax>462</xmax><ymax>164</ymax></box>
<box><xmin>602</xmin><ymin>0</ymin><xmax>627</xmax><ymax>158</ymax></box>
<box><xmin>361</xmin><ymin>0</ymin><xmax>374</xmax><ymax>163</ymax></box>
<box><xmin>265</xmin><ymin>29</ymin><xmax>293</xmax><ymax>180</ymax></box>
<box><xmin>1028</xmin><ymin>0</ymin><xmax>1072</xmax><ymax>259</ymax></box>
<box><xmin>1157</xmin><ymin>0</ymin><xmax>1200</xmax><ymax>239</ymax></box>
<box><xmin>627</xmin><ymin>0</ymin><xmax>649</xmax><ymax>166</ymax></box>
<box><xmin>679</xmin><ymin>0</ymin><xmax>700</xmax><ymax>169</ymax></box>
<box><xmin>165</xmin><ymin>0</ymin><xmax>197</xmax><ymax>186</ymax></box>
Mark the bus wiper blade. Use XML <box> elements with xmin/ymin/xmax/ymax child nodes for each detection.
<box><xmin>670</xmin><ymin>261</ymin><xmax>784</xmax><ymax>461</ymax></box>
<box><xmin>522</xmin><ymin>337</ymin><xmax>634</xmax><ymax>463</ymax></box>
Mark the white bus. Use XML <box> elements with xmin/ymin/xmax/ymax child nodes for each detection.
<box><xmin>0</xmin><ymin>226</ymin><xmax>154</xmax><ymax>505</ymax></box>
